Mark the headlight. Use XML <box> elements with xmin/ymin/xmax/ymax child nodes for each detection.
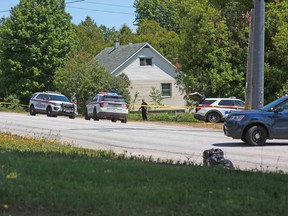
<box><xmin>229</xmin><ymin>115</ymin><xmax>245</xmax><ymax>121</ymax></box>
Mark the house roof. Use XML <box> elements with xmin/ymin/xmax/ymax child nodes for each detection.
<box><xmin>93</xmin><ymin>42</ymin><xmax>176</xmax><ymax>75</ymax></box>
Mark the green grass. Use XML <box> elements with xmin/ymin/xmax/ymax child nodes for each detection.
<box><xmin>128</xmin><ymin>112</ymin><xmax>199</xmax><ymax>122</ymax></box>
<box><xmin>1</xmin><ymin>133</ymin><xmax>288</xmax><ymax>216</ymax></box>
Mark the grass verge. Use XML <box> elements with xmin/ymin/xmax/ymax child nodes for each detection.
<box><xmin>1</xmin><ymin>132</ymin><xmax>288</xmax><ymax>216</ymax></box>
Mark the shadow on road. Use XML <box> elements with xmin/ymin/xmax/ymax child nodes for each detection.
<box><xmin>213</xmin><ymin>142</ymin><xmax>288</xmax><ymax>147</ymax></box>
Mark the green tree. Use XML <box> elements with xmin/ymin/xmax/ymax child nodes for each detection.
<box><xmin>0</xmin><ymin>0</ymin><xmax>76</xmax><ymax>103</ymax></box>
<box><xmin>149</xmin><ymin>87</ymin><xmax>163</xmax><ymax>107</ymax></box>
<box><xmin>177</xmin><ymin>0</ymin><xmax>244</xmax><ymax>98</ymax></box>
<box><xmin>118</xmin><ymin>24</ymin><xmax>136</xmax><ymax>45</ymax></box>
<box><xmin>54</xmin><ymin>55</ymin><xmax>130</xmax><ymax>114</ymax></box>
<box><xmin>136</xmin><ymin>20</ymin><xmax>180</xmax><ymax>64</ymax></box>
<box><xmin>74</xmin><ymin>16</ymin><xmax>106</xmax><ymax>58</ymax></box>
<box><xmin>134</xmin><ymin>0</ymin><xmax>180</xmax><ymax>33</ymax></box>
<box><xmin>265</xmin><ymin>1</ymin><xmax>288</xmax><ymax>102</ymax></box>
<box><xmin>54</xmin><ymin>17</ymin><xmax>130</xmax><ymax>114</ymax></box>
<box><xmin>98</xmin><ymin>25</ymin><xmax>118</xmax><ymax>43</ymax></box>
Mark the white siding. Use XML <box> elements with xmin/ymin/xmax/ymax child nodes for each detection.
<box><xmin>129</xmin><ymin>80</ymin><xmax>185</xmax><ymax>109</ymax></box>
<box><xmin>112</xmin><ymin>45</ymin><xmax>186</xmax><ymax>110</ymax></box>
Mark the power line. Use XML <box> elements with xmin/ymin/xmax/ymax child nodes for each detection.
<box><xmin>66</xmin><ymin>5</ymin><xmax>134</xmax><ymax>15</ymax></box>
<box><xmin>66</xmin><ymin>0</ymin><xmax>85</xmax><ymax>4</ymax></box>
<box><xmin>0</xmin><ymin>0</ymin><xmax>85</xmax><ymax>13</ymax></box>
<box><xmin>84</xmin><ymin>1</ymin><xmax>133</xmax><ymax>8</ymax></box>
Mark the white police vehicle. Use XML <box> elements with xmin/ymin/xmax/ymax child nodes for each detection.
<box><xmin>194</xmin><ymin>97</ymin><xmax>245</xmax><ymax>123</ymax></box>
<box><xmin>29</xmin><ymin>92</ymin><xmax>76</xmax><ymax>119</ymax></box>
<box><xmin>85</xmin><ymin>92</ymin><xmax>128</xmax><ymax>123</ymax></box>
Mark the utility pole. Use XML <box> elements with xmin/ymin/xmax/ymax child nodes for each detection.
<box><xmin>251</xmin><ymin>0</ymin><xmax>265</xmax><ymax>109</ymax></box>
<box><xmin>245</xmin><ymin>9</ymin><xmax>254</xmax><ymax>110</ymax></box>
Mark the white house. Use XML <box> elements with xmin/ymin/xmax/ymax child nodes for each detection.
<box><xmin>93</xmin><ymin>41</ymin><xmax>186</xmax><ymax>110</ymax></box>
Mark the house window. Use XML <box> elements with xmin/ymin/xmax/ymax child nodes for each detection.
<box><xmin>161</xmin><ymin>83</ymin><xmax>172</xmax><ymax>97</ymax></box>
<box><xmin>140</xmin><ymin>58</ymin><xmax>152</xmax><ymax>66</ymax></box>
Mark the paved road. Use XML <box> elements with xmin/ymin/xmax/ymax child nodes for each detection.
<box><xmin>1</xmin><ymin>112</ymin><xmax>288</xmax><ymax>173</ymax></box>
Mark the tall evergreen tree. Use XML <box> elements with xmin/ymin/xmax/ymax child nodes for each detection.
<box><xmin>0</xmin><ymin>0</ymin><xmax>76</xmax><ymax>103</ymax></box>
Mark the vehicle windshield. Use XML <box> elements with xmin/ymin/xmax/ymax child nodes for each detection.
<box><xmin>103</xmin><ymin>95</ymin><xmax>125</xmax><ymax>102</ymax></box>
<box><xmin>261</xmin><ymin>97</ymin><xmax>287</xmax><ymax>112</ymax></box>
<box><xmin>49</xmin><ymin>95</ymin><xmax>70</xmax><ymax>102</ymax></box>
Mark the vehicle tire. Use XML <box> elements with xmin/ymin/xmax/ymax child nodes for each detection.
<box><xmin>85</xmin><ymin>109</ymin><xmax>91</xmax><ymax>120</ymax></box>
<box><xmin>121</xmin><ymin>119</ymin><xmax>127</xmax><ymax>123</ymax></box>
<box><xmin>241</xmin><ymin>137</ymin><xmax>247</xmax><ymax>143</ymax></box>
<box><xmin>93</xmin><ymin>108</ymin><xmax>99</xmax><ymax>121</ymax></box>
<box><xmin>111</xmin><ymin>119</ymin><xmax>117</xmax><ymax>122</ymax></box>
<box><xmin>29</xmin><ymin>105</ymin><xmax>36</xmax><ymax>116</ymax></box>
<box><xmin>245</xmin><ymin>125</ymin><xmax>267</xmax><ymax>146</ymax></box>
<box><xmin>46</xmin><ymin>106</ymin><xmax>53</xmax><ymax>117</ymax></box>
<box><xmin>207</xmin><ymin>112</ymin><xmax>221</xmax><ymax>123</ymax></box>
<box><xmin>69</xmin><ymin>115</ymin><xmax>75</xmax><ymax>119</ymax></box>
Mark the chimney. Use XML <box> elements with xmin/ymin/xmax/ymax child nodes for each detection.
<box><xmin>114</xmin><ymin>39</ymin><xmax>120</xmax><ymax>49</ymax></box>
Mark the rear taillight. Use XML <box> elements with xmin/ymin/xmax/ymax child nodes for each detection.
<box><xmin>125</xmin><ymin>103</ymin><xmax>129</xmax><ymax>109</ymax></box>
<box><xmin>196</xmin><ymin>105</ymin><xmax>203</xmax><ymax>112</ymax></box>
<box><xmin>99</xmin><ymin>101</ymin><xmax>104</xmax><ymax>107</ymax></box>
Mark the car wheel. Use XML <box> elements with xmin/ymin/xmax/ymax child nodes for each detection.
<box><xmin>207</xmin><ymin>112</ymin><xmax>221</xmax><ymax>123</ymax></box>
<box><xmin>111</xmin><ymin>119</ymin><xmax>117</xmax><ymax>122</ymax></box>
<box><xmin>46</xmin><ymin>106</ymin><xmax>53</xmax><ymax>117</ymax></box>
<box><xmin>121</xmin><ymin>119</ymin><xmax>127</xmax><ymax>123</ymax></box>
<box><xmin>93</xmin><ymin>108</ymin><xmax>99</xmax><ymax>121</ymax></box>
<box><xmin>85</xmin><ymin>109</ymin><xmax>91</xmax><ymax>120</ymax></box>
<box><xmin>29</xmin><ymin>105</ymin><xmax>36</xmax><ymax>116</ymax></box>
<box><xmin>69</xmin><ymin>115</ymin><xmax>75</xmax><ymax>119</ymax></box>
<box><xmin>245</xmin><ymin>125</ymin><xmax>267</xmax><ymax>146</ymax></box>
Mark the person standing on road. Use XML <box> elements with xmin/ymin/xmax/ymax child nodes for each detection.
<box><xmin>71</xmin><ymin>92</ymin><xmax>78</xmax><ymax>115</ymax></box>
<box><xmin>139</xmin><ymin>99</ymin><xmax>148</xmax><ymax>120</ymax></box>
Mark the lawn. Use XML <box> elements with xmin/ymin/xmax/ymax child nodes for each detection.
<box><xmin>1</xmin><ymin>132</ymin><xmax>288</xmax><ymax>216</ymax></box>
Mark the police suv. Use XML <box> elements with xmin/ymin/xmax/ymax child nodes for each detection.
<box><xmin>85</xmin><ymin>92</ymin><xmax>128</xmax><ymax>123</ymax></box>
<box><xmin>194</xmin><ymin>97</ymin><xmax>245</xmax><ymax>123</ymax></box>
<box><xmin>29</xmin><ymin>92</ymin><xmax>76</xmax><ymax>119</ymax></box>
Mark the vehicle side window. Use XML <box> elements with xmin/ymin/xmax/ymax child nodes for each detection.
<box><xmin>278</xmin><ymin>101</ymin><xmax>288</xmax><ymax>112</ymax></box>
<box><xmin>201</xmin><ymin>100</ymin><xmax>216</xmax><ymax>105</ymax></box>
<box><xmin>234</xmin><ymin>100</ymin><xmax>245</xmax><ymax>106</ymax></box>
<box><xmin>92</xmin><ymin>96</ymin><xmax>98</xmax><ymax>101</ymax></box>
<box><xmin>218</xmin><ymin>100</ymin><xmax>233</xmax><ymax>106</ymax></box>
<box><xmin>36</xmin><ymin>94</ymin><xmax>44</xmax><ymax>100</ymax></box>
<box><xmin>43</xmin><ymin>94</ymin><xmax>49</xmax><ymax>100</ymax></box>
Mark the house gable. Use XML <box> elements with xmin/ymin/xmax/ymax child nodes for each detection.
<box><xmin>94</xmin><ymin>42</ymin><xmax>177</xmax><ymax>79</ymax></box>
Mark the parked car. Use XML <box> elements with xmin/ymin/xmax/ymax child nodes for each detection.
<box><xmin>224</xmin><ymin>96</ymin><xmax>288</xmax><ymax>146</ymax></box>
<box><xmin>194</xmin><ymin>97</ymin><xmax>245</xmax><ymax>123</ymax></box>
<box><xmin>85</xmin><ymin>91</ymin><xmax>128</xmax><ymax>123</ymax></box>
<box><xmin>29</xmin><ymin>92</ymin><xmax>76</xmax><ymax>118</ymax></box>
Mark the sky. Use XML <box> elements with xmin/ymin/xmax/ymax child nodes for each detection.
<box><xmin>0</xmin><ymin>0</ymin><xmax>137</xmax><ymax>31</ymax></box>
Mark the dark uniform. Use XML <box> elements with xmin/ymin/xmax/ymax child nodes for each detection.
<box><xmin>140</xmin><ymin>99</ymin><xmax>148</xmax><ymax>120</ymax></box>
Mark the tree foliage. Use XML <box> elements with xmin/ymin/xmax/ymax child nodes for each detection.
<box><xmin>265</xmin><ymin>0</ymin><xmax>288</xmax><ymax>102</ymax></box>
<box><xmin>136</xmin><ymin>20</ymin><xmax>180</xmax><ymax>64</ymax></box>
<box><xmin>134</xmin><ymin>0</ymin><xmax>180</xmax><ymax>33</ymax></box>
<box><xmin>0</xmin><ymin>0</ymin><xmax>76</xmax><ymax>103</ymax></box>
<box><xmin>177</xmin><ymin>0</ymin><xmax>244</xmax><ymax>98</ymax></box>
<box><xmin>74</xmin><ymin>16</ymin><xmax>106</xmax><ymax>58</ymax></box>
<box><xmin>54</xmin><ymin>18</ymin><xmax>130</xmax><ymax>114</ymax></box>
